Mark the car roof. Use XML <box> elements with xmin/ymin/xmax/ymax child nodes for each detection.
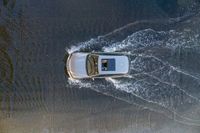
<box><xmin>98</xmin><ymin>55</ymin><xmax>129</xmax><ymax>75</ymax></box>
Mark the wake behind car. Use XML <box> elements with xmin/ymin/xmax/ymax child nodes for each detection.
<box><xmin>66</xmin><ymin>52</ymin><xmax>130</xmax><ymax>79</ymax></box>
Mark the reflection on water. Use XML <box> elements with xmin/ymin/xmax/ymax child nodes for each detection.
<box><xmin>0</xmin><ymin>0</ymin><xmax>200</xmax><ymax>133</ymax></box>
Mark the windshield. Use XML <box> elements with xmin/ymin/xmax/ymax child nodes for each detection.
<box><xmin>86</xmin><ymin>54</ymin><xmax>99</xmax><ymax>76</ymax></box>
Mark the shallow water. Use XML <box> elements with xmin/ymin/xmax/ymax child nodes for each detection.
<box><xmin>1</xmin><ymin>0</ymin><xmax>200</xmax><ymax>133</ymax></box>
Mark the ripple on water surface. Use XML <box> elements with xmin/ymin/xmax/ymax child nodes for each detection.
<box><xmin>66</xmin><ymin>19</ymin><xmax>200</xmax><ymax>126</ymax></box>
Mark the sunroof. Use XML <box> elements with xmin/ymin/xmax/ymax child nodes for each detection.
<box><xmin>101</xmin><ymin>59</ymin><xmax>116</xmax><ymax>71</ymax></box>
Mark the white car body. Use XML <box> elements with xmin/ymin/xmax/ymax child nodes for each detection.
<box><xmin>66</xmin><ymin>52</ymin><xmax>130</xmax><ymax>79</ymax></box>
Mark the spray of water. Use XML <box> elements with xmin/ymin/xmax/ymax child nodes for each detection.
<box><xmin>65</xmin><ymin>19</ymin><xmax>200</xmax><ymax>126</ymax></box>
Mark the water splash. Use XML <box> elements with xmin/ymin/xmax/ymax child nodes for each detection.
<box><xmin>66</xmin><ymin>19</ymin><xmax>200</xmax><ymax>126</ymax></box>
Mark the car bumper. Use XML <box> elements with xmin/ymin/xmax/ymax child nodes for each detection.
<box><xmin>66</xmin><ymin>54</ymin><xmax>74</xmax><ymax>78</ymax></box>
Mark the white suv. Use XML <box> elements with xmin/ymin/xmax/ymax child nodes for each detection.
<box><xmin>66</xmin><ymin>52</ymin><xmax>130</xmax><ymax>79</ymax></box>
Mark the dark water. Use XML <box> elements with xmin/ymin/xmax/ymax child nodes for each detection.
<box><xmin>0</xmin><ymin>0</ymin><xmax>200</xmax><ymax>133</ymax></box>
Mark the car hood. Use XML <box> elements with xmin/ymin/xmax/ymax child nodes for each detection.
<box><xmin>67</xmin><ymin>53</ymin><xmax>88</xmax><ymax>78</ymax></box>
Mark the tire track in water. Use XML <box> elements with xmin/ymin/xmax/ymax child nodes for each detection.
<box><xmin>129</xmin><ymin>53</ymin><xmax>200</xmax><ymax>93</ymax></box>
<box><xmin>119</xmin><ymin>50</ymin><xmax>200</xmax><ymax>122</ymax></box>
